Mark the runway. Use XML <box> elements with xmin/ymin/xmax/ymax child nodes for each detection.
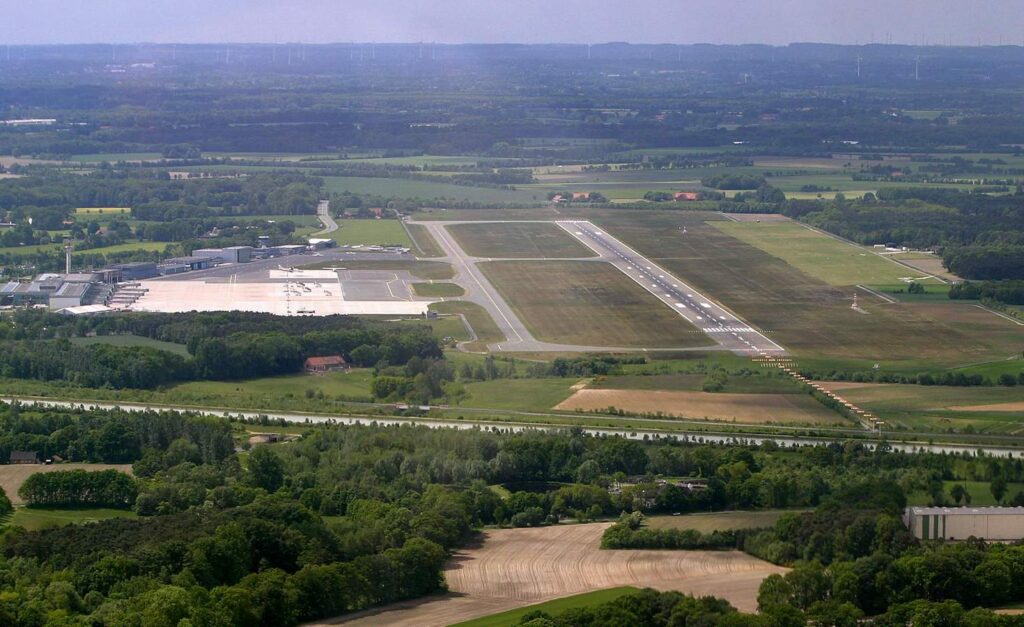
<box><xmin>557</xmin><ymin>220</ymin><xmax>786</xmax><ymax>355</ymax></box>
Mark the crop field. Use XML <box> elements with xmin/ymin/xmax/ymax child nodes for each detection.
<box><xmin>591</xmin><ymin>373</ymin><xmax>805</xmax><ymax>394</ymax></box>
<box><xmin>713</xmin><ymin>220</ymin><xmax>927</xmax><ymax>286</ymax></box>
<box><xmin>645</xmin><ymin>510</ymin><xmax>797</xmax><ymax>532</ymax></box>
<box><xmin>586</xmin><ymin>210</ymin><xmax>1023</xmax><ymax>368</ymax></box>
<box><xmin>451</xmin><ymin>587</ymin><xmax>640</xmax><ymax>627</ymax></box>
<box><xmin>817</xmin><ymin>381</ymin><xmax>1024</xmax><ymax>434</ymax></box>
<box><xmin>446</xmin><ymin>222</ymin><xmax>597</xmax><ymax>258</ymax></box>
<box><xmin>70</xmin><ymin>334</ymin><xmax>192</xmax><ymax>357</ymax></box>
<box><xmin>301</xmin><ymin>259</ymin><xmax>454</xmax><ymax>280</ymax></box>
<box><xmin>341</xmin><ymin>523</ymin><xmax>786</xmax><ymax>626</ymax></box>
<box><xmin>0</xmin><ymin>463</ymin><xmax>134</xmax><ymax>506</ymax></box>
<box><xmin>74</xmin><ymin>207</ymin><xmax>131</xmax><ymax>216</ymax></box>
<box><xmin>10</xmin><ymin>508</ymin><xmax>137</xmax><ymax>531</ymax></box>
<box><xmin>330</xmin><ymin>219</ymin><xmax>413</xmax><ymax>247</ymax></box>
<box><xmin>555</xmin><ymin>389</ymin><xmax>844</xmax><ymax>425</ymax></box>
<box><xmin>411</xmin><ymin>282</ymin><xmax>465</xmax><ymax>297</ymax></box>
<box><xmin>323</xmin><ymin>176</ymin><xmax>543</xmax><ymax>203</ymax></box>
<box><xmin>480</xmin><ymin>260</ymin><xmax>710</xmax><ymax>348</ymax></box>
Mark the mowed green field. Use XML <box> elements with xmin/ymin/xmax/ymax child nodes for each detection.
<box><xmin>70</xmin><ymin>335</ymin><xmax>192</xmax><ymax>357</ymax></box>
<box><xmin>411</xmin><ymin>282</ymin><xmax>465</xmax><ymax>297</ymax></box>
<box><xmin>820</xmin><ymin>381</ymin><xmax>1024</xmax><ymax>434</ymax></box>
<box><xmin>405</xmin><ymin>223</ymin><xmax>445</xmax><ymax>257</ymax></box>
<box><xmin>331</xmin><ymin>219</ymin><xmax>413</xmax><ymax>247</ymax></box>
<box><xmin>713</xmin><ymin>220</ymin><xmax>928</xmax><ymax>286</ymax></box>
<box><xmin>10</xmin><ymin>508</ymin><xmax>137</xmax><ymax>531</ymax></box>
<box><xmin>461</xmin><ymin>378</ymin><xmax>579</xmax><ymax>411</ymax></box>
<box><xmin>645</xmin><ymin>509</ymin><xmax>797</xmax><ymax>531</ymax></box>
<box><xmin>480</xmin><ymin>260</ymin><xmax>711</xmax><ymax>348</ymax></box>
<box><xmin>301</xmin><ymin>259</ymin><xmax>454</xmax><ymax>280</ymax></box>
<box><xmin>167</xmin><ymin>370</ymin><xmax>375</xmax><ymax>406</ymax></box>
<box><xmin>452</xmin><ymin>587</ymin><xmax>640</xmax><ymax>627</ymax></box>
<box><xmin>446</xmin><ymin>222</ymin><xmax>596</xmax><ymax>258</ymax></box>
<box><xmin>587</xmin><ymin>210</ymin><xmax>1023</xmax><ymax>367</ymax></box>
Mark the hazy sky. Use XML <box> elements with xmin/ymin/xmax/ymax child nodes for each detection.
<box><xmin>2</xmin><ymin>0</ymin><xmax>1022</xmax><ymax>46</ymax></box>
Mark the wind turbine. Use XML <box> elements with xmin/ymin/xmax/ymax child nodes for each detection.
<box><xmin>856</xmin><ymin>54</ymin><xmax>862</xmax><ymax>78</ymax></box>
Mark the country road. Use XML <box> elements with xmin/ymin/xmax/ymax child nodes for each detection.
<box><xmin>313</xmin><ymin>199</ymin><xmax>338</xmax><ymax>235</ymax></box>
<box><xmin>3</xmin><ymin>396</ymin><xmax>1022</xmax><ymax>458</ymax></box>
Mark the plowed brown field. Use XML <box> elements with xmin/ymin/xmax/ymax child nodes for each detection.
<box><xmin>326</xmin><ymin>523</ymin><xmax>786</xmax><ymax>626</ymax></box>
<box><xmin>555</xmin><ymin>389</ymin><xmax>843</xmax><ymax>425</ymax></box>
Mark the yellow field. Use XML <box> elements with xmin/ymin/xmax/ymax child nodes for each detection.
<box><xmin>554</xmin><ymin>389</ymin><xmax>844</xmax><ymax>425</ymax></box>
<box><xmin>75</xmin><ymin>207</ymin><xmax>131</xmax><ymax>216</ymax></box>
<box><xmin>334</xmin><ymin>523</ymin><xmax>786</xmax><ymax>626</ymax></box>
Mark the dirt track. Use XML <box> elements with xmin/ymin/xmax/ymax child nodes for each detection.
<box><xmin>326</xmin><ymin>523</ymin><xmax>786</xmax><ymax>626</ymax></box>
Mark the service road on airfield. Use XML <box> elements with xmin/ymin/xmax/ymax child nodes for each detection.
<box><xmin>557</xmin><ymin>220</ymin><xmax>786</xmax><ymax>355</ymax></box>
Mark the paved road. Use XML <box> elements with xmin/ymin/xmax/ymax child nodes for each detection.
<box><xmin>413</xmin><ymin>220</ymin><xmax>711</xmax><ymax>352</ymax></box>
<box><xmin>313</xmin><ymin>199</ymin><xmax>338</xmax><ymax>236</ymax></box>
<box><xmin>557</xmin><ymin>220</ymin><xmax>785</xmax><ymax>356</ymax></box>
<box><xmin>2</xmin><ymin>396</ymin><xmax>1020</xmax><ymax>458</ymax></box>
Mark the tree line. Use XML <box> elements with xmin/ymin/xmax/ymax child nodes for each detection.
<box><xmin>19</xmin><ymin>469</ymin><xmax>137</xmax><ymax>508</ymax></box>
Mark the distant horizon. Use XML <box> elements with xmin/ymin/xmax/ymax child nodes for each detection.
<box><xmin>5</xmin><ymin>41</ymin><xmax>1024</xmax><ymax>49</ymax></box>
<box><xmin>2</xmin><ymin>1</ymin><xmax>1022</xmax><ymax>47</ymax></box>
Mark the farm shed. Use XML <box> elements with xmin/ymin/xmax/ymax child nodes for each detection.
<box><xmin>905</xmin><ymin>506</ymin><xmax>1024</xmax><ymax>541</ymax></box>
<box><xmin>304</xmin><ymin>355</ymin><xmax>349</xmax><ymax>373</ymax></box>
<box><xmin>9</xmin><ymin>451</ymin><xmax>39</xmax><ymax>464</ymax></box>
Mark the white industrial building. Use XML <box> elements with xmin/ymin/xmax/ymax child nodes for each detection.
<box><xmin>905</xmin><ymin>506</ymin><xmax>1024</xmax><ymax>541</ymax></box>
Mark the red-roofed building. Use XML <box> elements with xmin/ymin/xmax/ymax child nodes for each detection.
<box><xmin>674</xmin><ymin>192</ymin><xmax>699</xmax><ymax>201</ymax></box>
<box><xmin>572</xmin><ymin>192</ymin><xmax>590</xmax><ymax>201</ymax></box>
<box><xmin>304</xmin><ymin>355</ymin><xmax>349</xmax><ymax>373</ymax></box>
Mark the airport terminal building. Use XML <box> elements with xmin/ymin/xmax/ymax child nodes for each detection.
<box><xmin>905</xmin><ymin>506</ymin><xmax>1024</xmax><ymax>541</ymax></box>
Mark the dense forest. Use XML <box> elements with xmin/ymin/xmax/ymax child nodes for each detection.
<box><xmin>0</xmin><ymin>403</ymin><xmax>1023</xmax><ymax>624</ymax></box>
<box><xmin>0</xmin><ymin>310</ymin><xmax>441</xmax><ymax>390</ymax></box>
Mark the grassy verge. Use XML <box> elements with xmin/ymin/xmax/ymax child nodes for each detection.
<box><xmin>451</xmin><ymin>587</ymin><xmax>640</xmax><ymax>627</ymax></box>
<box><xmin>405</xmin><ymin>223</ymin><xmax>445</xmax><ymax>258</ymax></box>
<box><xmin>645</xmin><ymin>509</ymin><xmax>801</xmax><ymax>531</ymax></box>
<box><xmin>429</xmin><ymin>301</ymin><xmax>505</xmax><ymax>350</ymax></box>
<box><xmin>412</xmin><ymin>282</ymin><xmax>465</xmax><ymax>297</ymax></box>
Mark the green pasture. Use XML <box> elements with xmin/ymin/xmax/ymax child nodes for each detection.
<box><xmin>10</xmin><ymin>507</ymin><xmax>137</xmax><ymax>531</ymax></box>
<box><xmin>69</xmin><ymin>335</ymin><xmax>192</xmax><ymax>358</ymax></box>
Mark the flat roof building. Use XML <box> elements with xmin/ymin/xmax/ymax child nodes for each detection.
<box><xmin>905</xmin><ymin>506</ymin><xmax>1024</xmax><ymax>541</ymax></box>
